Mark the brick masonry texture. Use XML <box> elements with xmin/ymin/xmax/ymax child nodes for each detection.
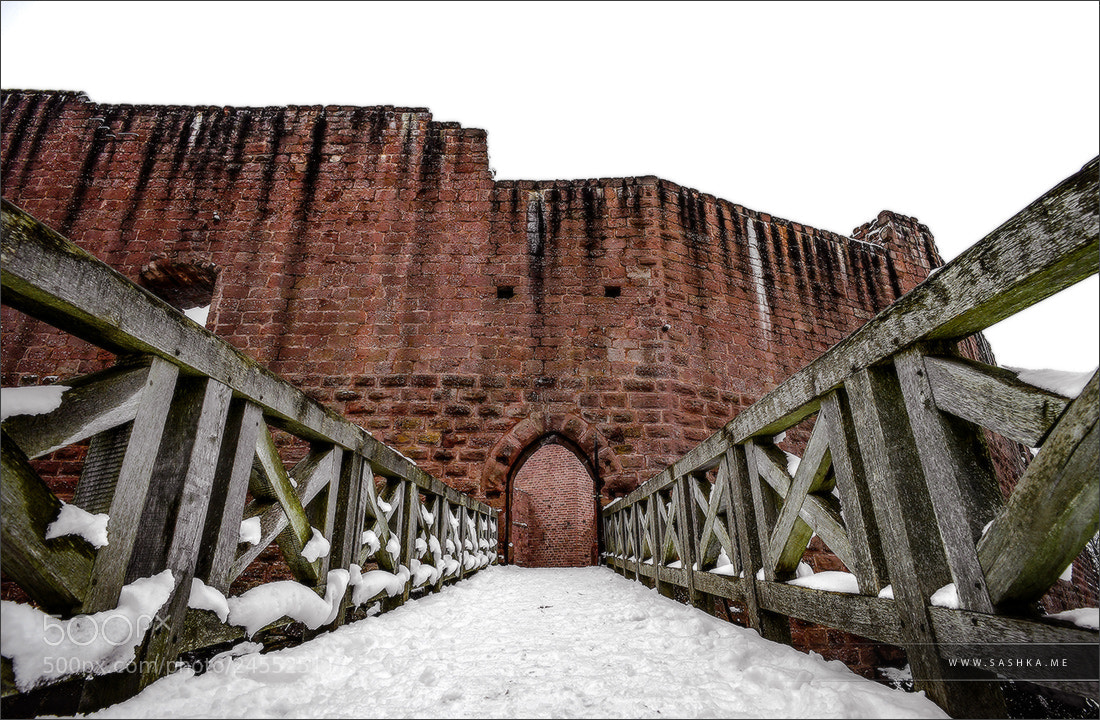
<box><xmin>3</xmin><ymin>90</ymin><xmax>1059</xmax><ymax>594</ymax></box>
<box><xmin>511</xmin><ymin>444</ymin><xmax>597</xmax><ymax>567</ymax></box>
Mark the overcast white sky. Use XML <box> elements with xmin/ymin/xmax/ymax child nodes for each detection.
<box><xmin>2</xmin><ymin>1</ymin><xmax>1097</xmax><ymax>372</ymax></box>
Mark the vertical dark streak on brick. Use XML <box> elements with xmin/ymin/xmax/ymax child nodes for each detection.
<box><xmin>547</xmin><ymin>187</ymin><xmax>562</xmax><ymax>240</ymax></box>
<box><xmin>800</xmin><ymin>232</ymin><xmax>821</xmax><ymax>307</ymax></box>
<box><xmin>884</xmin><ymin>253</ymin><xmax>903</xmax><ymax>300</ymax></box>
<box><xmin>169</xmin><ymin>109</ymin><xmax>196</xmax><ymax>178</ymax></box>
<box><xmin>528</xmin><ymin>191</ymin><xmax>546</xmax><ymax>319</ymax></box>
<box><xmin>864</xmin><ymin>252</ymin><xmax>883</xmax><ymax>310</ymax></box>
<box><xmin>119</xmin><ymin>111</ymin><xmax>170</xmax><ymax>250</ymax></box>
<box><xmin>420</xmin><ymin>122</ymin><xmax>444</xmax><ymax>184</ymax></box>
<box><xmin>257</xmin><ymin>111</ymin><xmax>285</xmax><ymax>217</ymax></box>
<box><xmin>59</xmin><ymin>106</ymin><xmax>118</xmax><ymax>237</ymax></box>
<box><xmin>716</xmin><ymin>203</ymin><xmax>734</xmax><ymax>293</ymax></box>
<box><xmin>582</xmin><ymin>185</ymin><xmax>601</xmax><ymax>260</ymax></box>
<box><xmin>1</xmin><ymin>92</ymin><xmax>43</xmax><ymax>187</ymax></box>
<box><xmin>815</xmin><ymin>235</ymin><xmax>841</xmax><ymax>317</ymax></box>
<box><xmin>227</xmin><ymin>110</ymin><xmax>253</xmax><ymax>180</ymax></box>
<box><xmin>19</xmin><ymin>94</ymin><xmax>71</xmax><ymax>190</ymax></box>
<box><xmin>787</xmin><ymin>224</ymin><xmax>809</xmax><ymax>303</ymax></box>
<box><xmin>846</xmin><ymin>243</ymin><xmax>869</xmax><ymax>307</ymax></box>
<box><xmin>272</xmin><ymin>110</ymin><xmax>328</xmax><ymax>363</ymax></box>
<box><xmin>756</xmin><ymin>218</ymin><xmax>779</xmax><ymax>317</ymax></box>
<box><xmin>409</xmin><ymin>117</ymin><xmax>441</xmax><ymax>365</ymax></box>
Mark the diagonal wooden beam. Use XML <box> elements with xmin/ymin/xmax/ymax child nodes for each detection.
<box><xmin>751</xmin><ymin>442</ymin><xmax>813</xmax><ymax>578</ymax></box>
<box><xmin>232</xmin><ymin>437</ymin><xmax>338</xmax><ymax>584</ymax></box>
<box><xmin>755</xmin><ymin>441</ymin><xmax>855</xmax><ymax>574</ymax></box>
<box><xmin>1</xmin><ymin>431</ymin><xmax>95</xmax><ymax>613</ymax></box>
<box><xmin>697</xmin><ymin>475</ymin><xmax>733</xmax><ymax>567</ymax></box>
<box><xmin>358</xmin><ymin>469</ymin><xmax>399</xmax><ymax>569</ymax></box>
<box><xmin>244</xmin><ymin>425</ymin><xmax>321</xmax><ymax>584</ymax></box>
<box><xmin>767</xmin><ymin>422</ymin><xmax>832</xmax><ymax>574</ymax></box>
<box><xmin>660</xmin><ymin>493</ymin><xmax>683</xmax><ymax>565</ymax></box>
<box><xmin>637</xmin><ymin>502</ymin><xmax>647</xmax><ymax>574</ymax></box>
<box><xmin>232</xmin><ymin>440</ymin><xmax>340</xmax><ymax>582</ymax></box>
<box><xmin>924</xmin><ymin>355</ymin><xmax>1071</xmax><ymax>447</ymax></box>
<box><xmin>674</xmin><ymin>475</ymin><xmax>700</xmax><ymax>605</ymax></box>
<box><xmin>715</xmin><ymin>458</ymin><xmax>742</xmax><ymax>575</ymax></box>
<box><xmin>2</xmin><ymin>362</ymin><xmax>150</xmax><ymax>460</ymax></box>
<box><xmin>979</xmin><ymin>371</ymin><xmax>1099</xmax><ymax>606</ymax></box>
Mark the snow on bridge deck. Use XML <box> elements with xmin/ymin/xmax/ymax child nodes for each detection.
<box><xmin>87</xmin><ymin>566</ymin><xmax>946</xmax><ymax>719</ymax></box>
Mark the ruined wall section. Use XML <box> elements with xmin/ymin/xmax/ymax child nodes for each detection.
<box><xmin>472</xmin><ymin>175</ymin><xmax>929</xmax><ymax>497</ymax></box>
<box><xmin>649</xmin><ymin>183</ymin><xmax>915</xmax><ymax>457</ymax></box>
<box><xmin>1</xmin><ymin>89</ymin><xmax>500</xmax><ymax>493</ymax></box>
<box><xmin>1</xmin><ymin>90</ymin><xmax>939</xmax><ymax>509</ymax></box>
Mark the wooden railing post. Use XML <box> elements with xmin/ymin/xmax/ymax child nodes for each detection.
<box><xmin>78</xmin><ymin>357</ymin><xmax>179</xmax><ymax>615</ymax></box>
<box><xmin>80</xmin><ymin>374</ymin><xmax>234</xmax><ymax>710</ymax></box>
<box><xmin>325</xmin><ymin>450</ymin><xmax>368</xmax><ymax>628</ymax></box>
<box><xmin>618</xmin><ymin>510</ymin><xmax>629</xmax><ymax>578</ymax></box>
<box><xmin>687</xmin><ymin>472</ymin><xmax>715</xmax><ymax>612</ymax></box>
<box><xmin>630</xmin><ymin>502</ymin><xmax>642</xmax><ymax>581</ymax></box>
<box><xmin>724</xmin><ymin>444</ymin><xmax>791</xmax><ymax>644</ymax></box>
<box><xmin>647</xmin><ymin>496</ymin><xmax>667</xmax><ymax>595</ymax></box>
<box><xmin>457</xmin><ymin>503</ymin><xmax>469</xmax><ymax>580</ymax></box>
<box><xmin>713</xmin><ymin>452</ymin><xmax>743</xmax><ymax>577</ymax></box>
<box><xmin>429</xmin><ymin>497</ymin><xmax>447</xmax><ymax>592</ymax></box>
<box><xmin>743</xmin><ymin>441</ymin><xmax>782</xmax><ymax>582</ymax></box>
<box><xmin>819</xmin><ymin>391</ymin><xmax>889</xmax><ymax>594</ymax></box>
<box><xmin>195</xmin><ymin>399</ymin><xmax>263</xmax><ymax>593</ymax></box>
<box><xmin>673</xmin><ymin>475</ymin><xmax>699</xmax><ymax>607</ymax></box>
<box><xmin>635</xmin><ymin>498</ymin><xmax>649</xmax><ymax>587</ymax></box>
<box><xmin>846</xmin><ymin>366</ymin><xmax>1006</xmax><ymax>718</ymax></box>
<box><xmin>305</xmin><ymin>446</ymin><xmax>342</xmax><ymax>581</ymax></box>
<box><xmin>894</xmin><ymin>345</ymin><xmax>1001</xmax><ymax>613</ymax></box>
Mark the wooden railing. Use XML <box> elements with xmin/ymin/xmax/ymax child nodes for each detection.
<box><xmin>0</xmin><ymin>200</ymin><xmax>499</xmax><ymax>711</ymax></box>
<box><xmin>601</xmin><ymin>158</ymin><xmax>1099</xmax><ymax>718</ymax></box>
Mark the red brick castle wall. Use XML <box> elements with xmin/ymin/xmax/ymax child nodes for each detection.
<box><xmin>1</xmin><ymin>89</ymin><xmax>945</xmax><ymax>535</ymax></box>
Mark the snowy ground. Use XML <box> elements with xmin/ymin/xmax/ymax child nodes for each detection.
<box><xmin>84</xmin><ymin>566</ymin><xmax>947</xmax><ymax>719</ymax></box>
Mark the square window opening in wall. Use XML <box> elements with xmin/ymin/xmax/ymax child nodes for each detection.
<box><xmin>604</xmin><ymin>285</ymin><xmax>621</xmax><ymax>298</ymax></box>
<box><xmin>497</xmin><ymin>286</ymin><xmax>515</xmax><ymax>299</ymax></box>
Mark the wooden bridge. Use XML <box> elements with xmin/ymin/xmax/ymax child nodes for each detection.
<box><xmin>1</xmin><ymin>157</ymin><xmax>1097</xmax><ymax>719</ymax></box>
<box><xmin>602</xmin><ymin>157</ymin><xmax>1099</xmax><ymax>717</ymax></box>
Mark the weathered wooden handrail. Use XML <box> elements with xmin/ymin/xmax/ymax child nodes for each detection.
<box><xmin>1</xmin><ymin>199</ymin><xmax>499</xmax><ymax>711</ymax></box>
<box><xmin>602</xmin><ymin>157</ymin><xmax>1099</xmax><ymax>718</ymax></box>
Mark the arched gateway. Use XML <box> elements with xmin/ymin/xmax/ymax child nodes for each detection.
<box><xmin>507</xmin><ymin>434</ymin><xmax>600</xmax><ymax>567</ymax></box>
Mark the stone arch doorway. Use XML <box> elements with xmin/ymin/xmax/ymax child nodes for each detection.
<box><xmin>505</xmin><ymin>433</ymin><xmax>601</xmax><ymax>567</ymax></box>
